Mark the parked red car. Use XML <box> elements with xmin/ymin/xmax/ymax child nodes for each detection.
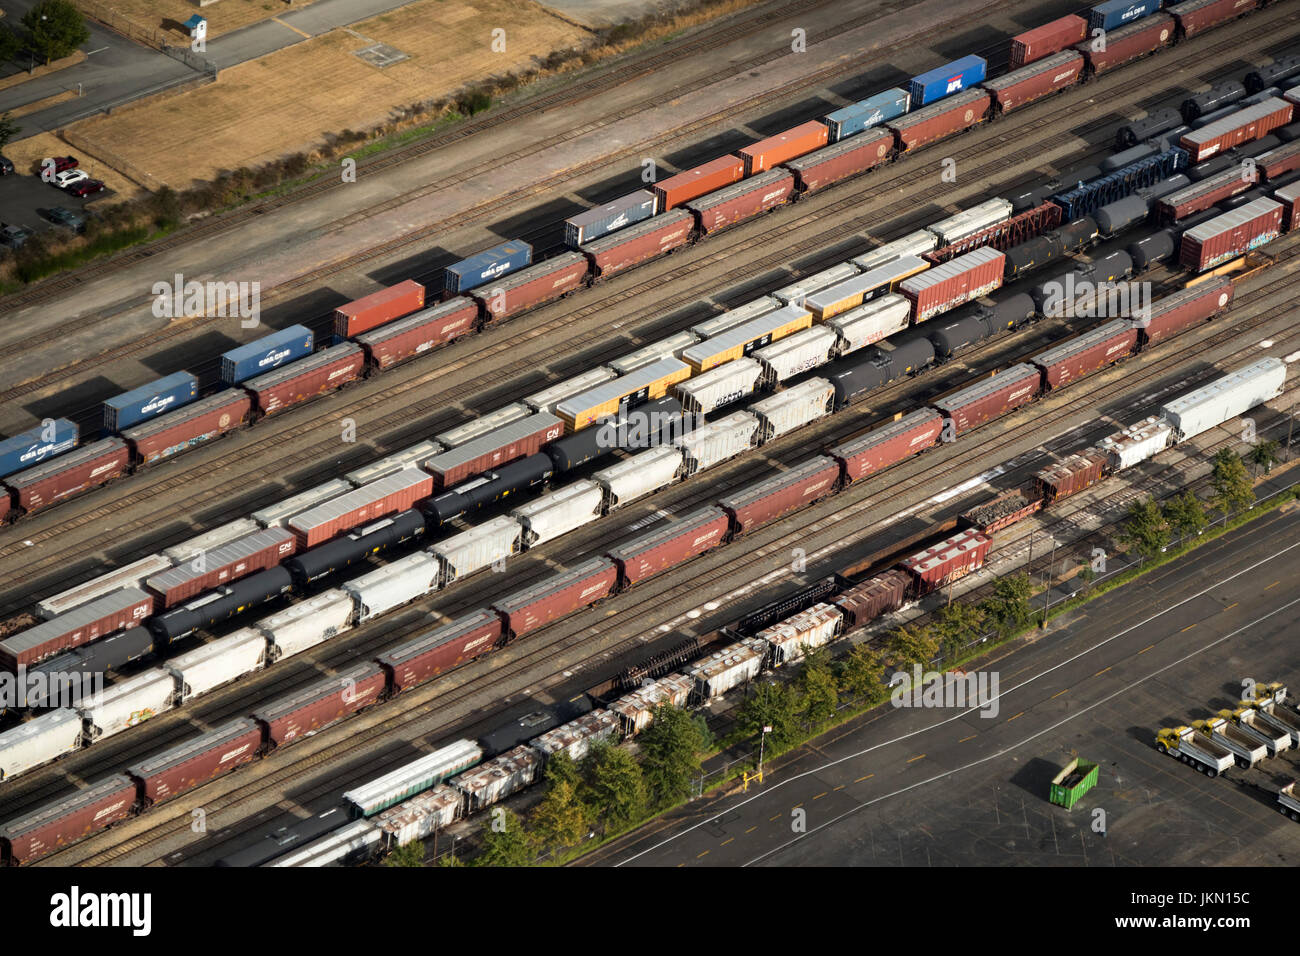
<box><xmin>66</xmin><ymin>179</ymin><xmax>106</xmax><ymax>198</ymax></box>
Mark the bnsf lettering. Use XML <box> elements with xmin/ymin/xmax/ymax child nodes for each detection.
<box><xmin>219</xmin><ymin>743</ymin><xmax>255</xmax><ymax>764</ymax></box>
<box><xmin>1008</xmin><ymin>383</ymin><xmax>1037</xmax><ymax>401</ymax></box>
<box><xmin>93</xmin><ymin>799</ymin><xmax>130</xmax><ymax>822</ymax></box>
<box><xmin>461</xmin><ymin>634</ymin><xmax>494</xmax><ymax>653</ymax></box>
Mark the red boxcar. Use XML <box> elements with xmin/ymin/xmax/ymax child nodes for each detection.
<box><xmin>833</xmin><ymin>569</ymin><xmax>910</xmax><ymax>628</ymax></box>
<box><xmin>718</xmin><ymin>456</ymin><xmax>839</xmax><ymax>534</ymax></box>
<box><xmin>244</xmin><ymin>343</ymin><xmax>365</xmax><ymax>418</ymax></box>
<box><xmin>606</xmin><ymin>506</ymin><xmax>730</xmax><ymax>586</ymax></box>
<box><xmin>1034</xmin><ymin>449</ymin><xmax>1109</xmax><ymax>503</ymax></box>
<box><xmin>1031</xmin><ymin>320</ymin><xmax>1137</xmax><ymax>389</ymax></box>
<box><xmin>1179</xmin><ymin>199</ymin><xmax>1283</xmax><ymax>271</ymax></box>
<box><xmin>0</xmin><ymin>775</ymin><xmax>136</xmax><ymax>865</ymax></box>
<box><xmin>423</xmin><ymin>413</ymin><xmax>564</xmax><ymax>489</ymax></box>
<box><xmin>471</xmin><ymin>252</ymin><xmax>588</xmax><ymax>323</ymax></box>
<box><xmin>1274</xmin><ymin>181</ymin><xmax>1300</xmax><ymax>230</ymax></box>
<box><xmin>1010</xmin><ymin>14</ymin><xmax>1087</xmax><ymax>67</ymax></box>
<box><xmin>653</xmin><ymin>156</ymin><xmax>746</xmax><ymax>212</ymax></box>
<box><xmin>1078</xmin><ymin>14</ymin><xmax>1173</xmax><ymax>76</ymax></box>
<box><xmin>1180</xmin><ymin>98</ymin><xmax>1293</xmax><ymax>163</ymax></box>
<box><xmin>144</xmin><ymin>527</ymin><xmax>296</xmax><ymax>609</ymax></box>
<box><xmin>0</xmin><ymin>495</ymin><xmax>9</xmax><ymax>523</ymax></box>
<box><xmin>126</xmin><ymin>719</ymin><xmax>262</xmax><ymax>806</ymax></box>
<box><xmin>355</xmin><ymin>298</ymin><xmax>479</xmax><ymax>370</ymax></box>
<box><xmin>582</xmin><ymin>209</ymin><xmax>695</xmax><ymax>277</ymax></box>
<box><xmin>783</xmin><ymin>128</ymin><xmax>894</xmax><ymax>192</ymax></box>
<box><xmin>124</xmin><ymin>390</ymin><xmax>251</xmax><ymax>466</ymax></box>
<box><xmin>685</xmin><ymin>169</ymin><xmax>794</xmax><ymax>235</ymax></box>
<box><xmin>333</xmin><ymin>279</ymin><xmax>425</xmax><ymax>338</ymax></box>
<box><xmin>960</xmin><ymin>490</ymin><xmax>1043</xmax><ymax>534</ymax></box>
<box><xmin>900</xmin><ymin>529</ymin><xmax>992</xmax><ymax>592</ymax></box>
<box><xmin>1171</xmin><ymin>0</ymin><xmax>1256</xmax><ymax>38</ymax></box>
<box><xmin>831</xmin><ymin>409</ymin><xmax>945</xmax><ymax>483</ymax></box>
<box><xmin>6</xmin><ymin>438</ymin><xmax>130</xmax><ymax>514</ymax></box>
<box><xmin>900</xmin><ymin>247</ymin><xmax>1005</xmax><ymax>322</ymax></box>
<box><xmin>288</xmin><ymin>468</ymin><xmax>433</xmax><ymax>547</ymax></box>
<box><xmin>1157</xmin><ymin>168</ymin><xmax>1253</xmax><ymax>222</ymax></box>
<box><xmin>378</xmin><ymin>610</ymin><xmax>504</xmax><ymax>692</ymax></box>
<box><xmin>253</xmin><ymin>663</ymin><xmax>386</xmax><ymax>747</ymax></box>
<box><xmin>0</xmin><ymin>587</ymin><xmax>154</xmax><ymax>670</ymax></box>
<box><xmin>887</xmin><ymin>89</ymin><xmax>991</xmax><ymax>152</ymax></box>
<box><xmin>1132</xmin><ymin>278</ymin><xmax>1235</xmax><ymax>345</ymax></box>
<box><xmin>1257</xmin><ymin>140</ymin><xmax>1300</xmax><ymax>181</ymax></box>
<box><xmin>736</xmin><ymin>120</ymin><xmax>829</xmax><ymax>175</ymax></box>
<box><xmin>493</xmin><ymin>558</ymin><xmax>618</xmax><ymax>638</ymax></box>
<box><xmin>985</xmin><ymin>51</ymin><xmax>1083</xmax><ymax>114</ymax></box>
<box><xmin>932</xmin><ymin>363</ymin><xmax>1040</xmax><ymax>436</ymax></box>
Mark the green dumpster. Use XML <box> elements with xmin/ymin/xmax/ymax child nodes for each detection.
<box><xmin>1049</xmin><ymin>758</ymin><xmax>1099</xmax><ymax>809</ymax></box>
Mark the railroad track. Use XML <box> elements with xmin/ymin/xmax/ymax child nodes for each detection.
<box><xmin>1</xmin><ymin>1</ymin><xmax>1294</xmax><ymax>413</ymax></box>
<box><xmin>33</xmin><ymin>247</ymin><xmax>1299</xmax><ymax>866</ymax></box>
<box><xmin>5</xmin><ymin>13</ymin><xmax>1296</xmax><ymax>598</ymax></box>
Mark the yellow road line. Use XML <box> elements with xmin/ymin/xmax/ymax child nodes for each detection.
<box><xmin>697</xmin><ymin>850</ymin><xmax>709</xmax><ymax>859</ymax></box>
<box><xmin>1007</xmin><ymin>711</ymin><xmax>1024</xmax><ymax>722</ymax></box>
<box><xmin>1138</xmin><ymin>644</ymin><xmax>1155</xmax><ymax>655</ymax></box>
<box><xmin>1051</xmin><ymin>689</ymin><xmax>1069</xmax><ymax>699</ymax></box>
<box><xmin>1094</xmin><ymin>666</ymin><xmax>1112</xmax><ymax>677</ymax></box>
<box><xmin>745</xmin><ymin>826</ymin><xmax>758</xmax><ymax>834</ymax></box>
<box><xmin>813</xmin><ymin>792</ymin><xmax>827</xmax><ymax>800</ymax></box>
<box><xmin>1180</xmin><ymin>624</ymin><xmax>1196</xmax><ymax>632</ymax></box>
<box><xmin>907</xmin><ymin>754</ymin><xmax>926</xmax><ymax>763</ymax></box>
<box><xmin>1265</xmin><ymin>581</ymin><xmax>1280</xmax><ymax>590</ymax></box>
<box><xmin>272</xmin><ymin>17</ymin><xmax>313</xmax><ymax>39</ymax></box>
<box><xmin>958</xmin><ymin>734</ymin><xmax>977</xmax><ymax>742</ymax></box>
<box><xmin>721</xmin><ymin>837</ymin><xmax>734</xmax><ymax>847</ymax></box>
<box><xmin>855</xmin><ymin>773</ymin><xmax>874</xmax><ymax>783</ymax></box>
<box><xmin>1224</xmin><ymin>602</ymin><xmax>1239</xmax><ymax>611</ymax></box>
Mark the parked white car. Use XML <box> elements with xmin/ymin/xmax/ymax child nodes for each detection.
<box><xmin>52</xmin><ymin>169</ymin><xmax>88</xmax><ymax>189</ymax></box>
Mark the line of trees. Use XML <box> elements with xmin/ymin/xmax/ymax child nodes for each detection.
<box><xmin>0</xmin><ymin>1</ymin><xmax>89</xmax><ymax>71</ymax></box>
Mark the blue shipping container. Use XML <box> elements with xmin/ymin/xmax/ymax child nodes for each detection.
<box><xmin>444</xmin><ymin>240</ymin><xmax>533</xmax><ymax>294</ymax></box>
<box><xmin>824</xmin><ymin>88</ymin><xmax>911</xmax><ymax>142</ymax></box>
<box><xmin>220</xmin><ymin>325</ymin><xmax>314</xmax><ymax>385</ymax></box>
<box><xmin>565</xmin><ymin>191</ymin><xmax>656</xmax><ymax>247</ymax></box>
<box><xmin>102</xmin><ymin>371</ymin><xmax>199</xmax><ymax>432</ymax></box>
<box><xmin>0</xmin><ymin>419</ymin><xmax>78</xmax><ymax>479</ymax></box>
<box><xmin>1088</xmin><ymin>0</ymin><xmax>1158</xmax><ymax>32</ymax></box>
<box><xmin>908</xmin><ymin>55</ymin><xmax>988</xmax><ymax>107</ymax></box>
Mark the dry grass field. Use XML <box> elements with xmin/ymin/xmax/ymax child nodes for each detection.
<box><xmin>89</xmin><ymin>0</ymin><xmax>323</xmax><ymax>41</ymax></box>
<box><xmin>65</xmin><ymin>0</ymin><xmax>588</xmax><ymax>186</ymax></box>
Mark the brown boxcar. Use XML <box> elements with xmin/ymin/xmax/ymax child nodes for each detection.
<box><xmin>423</xmin><ymin>413</ymin><xmax>564</xmax><ymax>489</ymax></box>
<box><xmin>1031</xmin><ymin>320</ymin><xmax>1137</xmax><ymax>389</ymax></box>
<box><xmin>782</xmin><ymin>128</ymin><xmax>894</xmax><ymax>192</ymax></box>
<box><xmin>932</xmin><ymin>363</ymin><xmax>1040</xmax><ymax>436</ymax></box>
<box><xmin>377</xmin><ymin>610</ymin><xmax>504</xmax><ymax>692</ymax></box>
<box><xmin>1132</xmin><ymin>278</ymin><xmax>1235</xmax><ymax>345</ymax></box>
<box><xmin>1034</xmin><ymin>450</ymin><xmax>1109</xmax><ymax>503</ymax></box>
<box><xmin>984</xmin><ymin>50</ymin><xmax>1083</xmax><ymax>114</ymax></box>
<box><xmin>144</xmin><ymin>527</ymin><xmax>296</xmax><ymax>610</ymax></box>
<box><xmin>1274</xmin><ymin>181</ymin><xmax>1300</xmax><ymax>230</ymax></box>
<box><xmin>124</xmin><ymin>390</ymin><xmax>251</xmax><ymax>466</ymax></box>
<box><xmin>1257</xmin><ymin>140</ymin><xmax>1300</xmax><ymax>181</ymax></box>
<box><xmin>0</xmin><ymin>587</ymin><xmax>154</xmax><ymax>670</ymax></box>
<box><xmin>493</xmin><ymin>558</ymin><xmax>618</xmax><ymax>638</ymax></box>
<box><xmin>288</xmin><ymin>468</ymin><xmax>433</xmax><ymax>547</ymax></box>
<box><xmin>1179</xmin><ymin>198</ymin><xmax>1283</xmax><ymax>271</ymax></box>
<box><xmin>718</xmin><ymin>457</ymin><xmax>839</xmax><ymax>534</ymax></box>
<box><xmin>736</xmin><ymin>121</ymin><xmax>829</xmax><ymax>175</ymax></box>
<box><xmin>1157</xmin><ymin>168</ymin><xmax>1254</xmax><ymax>222</ymax></box>
<box><xmin>900</xmin><ymin>247</ymin><xmax>1005</xmax><ymax>322</ymax></box>
<box><xmin>833</xmin><ymin>569</ymin><xmax>910</xmax><ymax>628</ymax></box>
<box><xmin>1010</xmin><ymin>15</ymin><xmax>1087</xmax><ymax>66</ymax></box>
<box><xmin>1077</xmin><ymin>14</ymin><xmax>1173</xmax><ymax>76</ymax></box>
<box><xmin>887</xmin><ymin>89</ymin><xmax>991</xmax><ymax>152</ymax></box>
<box><xmin>685</xmin><ymin>169</ymin><xmax>795</xmax><ymax>234</ymax></box>
<box><xmin>582</xmin><ymin>209</ymin><xmax>695</xmax><ymax>277</ymax></box>
<box><xmin>831</xmin><ymin>409</ymin><xmax>945</xmax><ymax>483</ymax></box>
<box><xmin>1180</xmin><ymin>98</ymin><xmax>1293</xmax><ymax>163</ymax></box>
<box><xmin>244</xmin><ymin>343</ymin><xmax>365</xmax><ymax>418</ymax></box>
<box><xmin>253</xmin><ymin>663</ymin><xmax>386</xmax><ymax>747</ymax></box>
<box><xmin>127</xmin><ymin>719</ymin><xmax>262</xmax><ymax>806</ymax></box>
<box><xmin>355</xmin><ymin>298</ymin><xmax>479</xmax><ymax>370</ymax></box>
<box><xmin>653</xmin><ymin>156</ymin><xmax>746</xmax><ymax>212</ymax></box>
<box><xmin>0</xmin><ymin>494</ymin><xmax>9</xmax><ymax>523</ymax></box>
<box><xmin>472</xmin><ymin>252</ymin><xmax>588</xmax><ymax>323</ymax></box>
<box><xmin>1171</xmin><ymin>0</ymin><xmax>1256</xmax><ymax>38</ymax></box>
<box><xmin>959</xmin><ymin>489</ymin><xmax>1043</xmax><ymax>534</ymax></box>
<box><xmin>900</xmin><ymin>529</ymin><xmax>992</xmax><ymax>592</ymax></box>
<box><xmin>333</xmin><ymin>279</ymin><xmax>425</xmax><ymax>338</ymax></box>
<box><xmin>6</xmin><ymin>438</ymin><xmax>130</xmax><ymax>514</ymax></box>
<box><xmin>0</xmin><ymin>774</ymin><xmax>136</xmax><ymax>865</ymax></box>
<box><xmin>606</xmin><ymin>506</ymin><xmax>730</xmax><ymax>586</ymax></box>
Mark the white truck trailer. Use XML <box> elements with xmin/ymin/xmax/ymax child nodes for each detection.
<box><xmin>1154</xmin><ymin>726</ymin><xmax>1234</xmax><ymax>776</ymax></box>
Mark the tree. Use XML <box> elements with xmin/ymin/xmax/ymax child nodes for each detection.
<box><xmin>579</xmin><ymin>743</ymin><xmax>648</xmax><ymax>834</ymax></box>
<box><xmin>736</xmin><ymin>681</ymin><xmax>801</xmax><ymax>750</ymax></box>
<box><xmin>0</xmin><ymin>113</ymin><xmax>19</xmax><ymax>154</ymax></box>
<box><xmin>0</xmin><ymin>24</ymin><xmax>21</xmax><ymax>69</ymax></box>
<box><xmin>1210</xmin><ymin>449</ymin><xmax>1254</xmax><ymax>515</ymax></box>
<box><xmin>23</xmin><ymin>1</ymin><xmax>89</xmax><ymax>65</ymax></box>
<box><xmin>1163</xmin><ymin>490</ymin><xmax>1207</xmax><ymax>540</ymax></box>
<box><xmin>979</xmin><ymin>573</ymin><xmax>1035</xmax><ymax>635</ymax></box>
<box><xmin>472</xmin><ymin>808</ymin><xmax>534</xmax><ymax>867</ymax></box>
<box><xmin>541</xmin><ymin>750</ymin><xmax>579</xmax><ymax>790</ymax></box>
<box><xmin>529</xmin><ymin>777</ymin><xmax>589</xmax><ymax>853</ymax></box>
<box><xmin>932</xmin><ymin>601</ymin><xmax>986</xmax><ymax>663</ymax></box>
<box><xmin>1118</xmin><ymin>496</ymin><xmax>1169</xmax><ymax>559</ymax></box>
<box><xmin>885</xmin><ymin>621</ymin><xmax>938</xmax><ymax>670</ymax></box>
<box><xmin>1248</xmin><ymin>440</ymin><xmax>1280</xmax><ymax>476</ymax></box>
<box><xmin>795</xmin><ymin>647</ymin><xmax>839</xmax><ymax>727</ymax></box>
<box><xmin>836</xmin><ymin>642</ymin><xmax>887</xmax><ymax>704</ymax></box>
<box><xmin>385</xmin><ymin>840</ymin><xmax>425</xmax><ymax>867</ymax></box>
<box><xmin>637</xmin><ymin>705</ymin><xmax>712</xmax><ymax>810</ymax></box>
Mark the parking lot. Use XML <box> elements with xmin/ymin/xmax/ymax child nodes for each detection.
<box><xmin>0</xmin><ymin>160</ymin><xmax>114</xmax><ymax>246</ymax></box>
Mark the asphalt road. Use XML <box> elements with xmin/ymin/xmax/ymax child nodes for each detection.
<box><xmin>588</xmin><ymin>504</ymin><xmax>1300</xmax><ymax>867</ymax></box>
